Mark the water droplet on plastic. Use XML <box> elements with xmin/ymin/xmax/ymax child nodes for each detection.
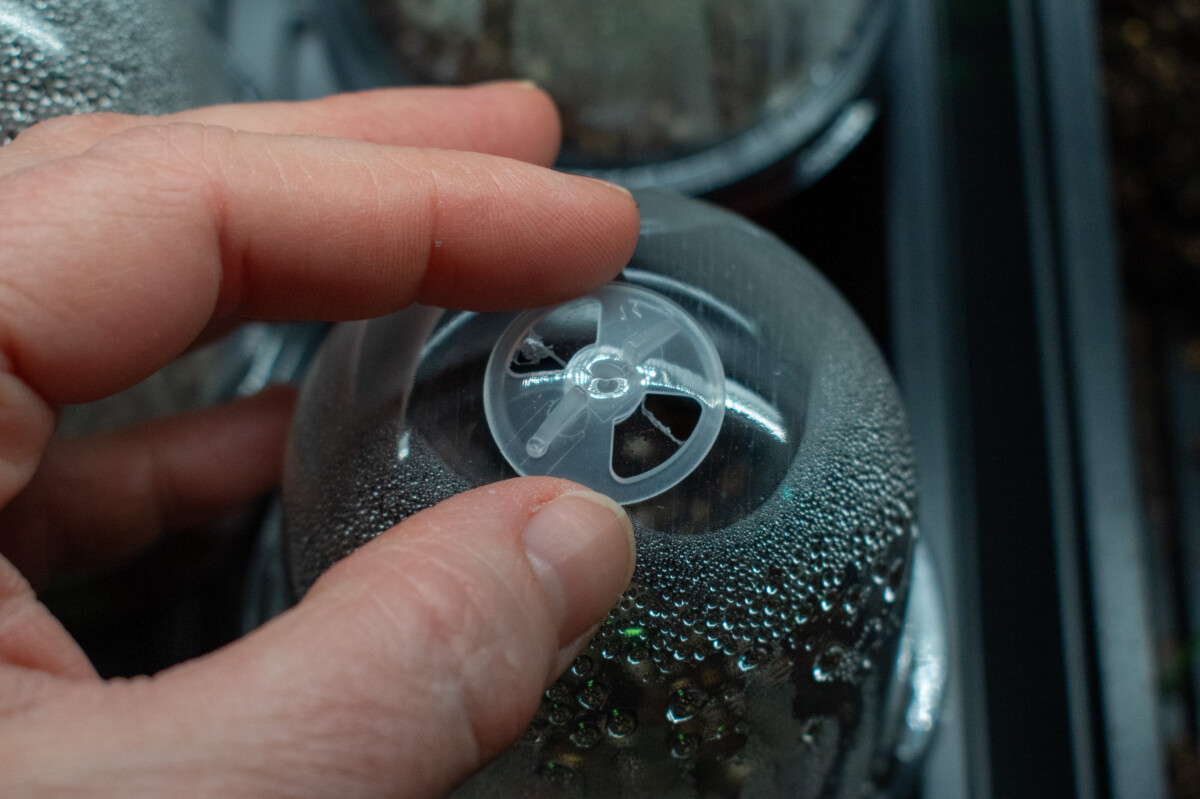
<box><xmin>606</xmin><ymin>707</ymin><xmax>638</xmax><ymax>738</ymax></box>
<box><xmin>521</xmin><ymin>722</ymin><xmax>546</xmax><ymax>744</ymax></box>
<box><xmin>547</xmin><ymin>701</ymin><xmax>574</xmax><ymax>725</ymax></box>
<box><xmin>871</xmin><ymin>561</ymin><xmax>889</xmax><ymax>585</ymax></box>
<box><xmin>537</xmin><ymin>759</ymin><xmax>575</xmax><ymax>785</ymax></box>
<box><xmin>737</xmin><ymin>647</ymin><xmax>768</xmax><ymax>673</ymax></box>
<box><xmin>671</xmin><ymin>732</ymin><xmax>701</xmax><ymax>759</ymax></box>
<box><xmin>813</xmin><ymin>645</ymin><xmax>845</xmax><ymax>682</ymax></box>
<box><xmin>666</xmin><ymin>686</ymin><xmax>706</xmax><ymax>723</ymax></box>
<box><xmin>570</xmin><ymin>720</ymin><xmax>603</xmax><ymax>748</ymax></box>
<box><xmin>577</xmin><ymin>680</ymin><xmax>610</xmax><ymax>711</ymax></box>
<box><xmin>626</xmin><ymin>643</ymin><xmax>649</xmax><ymax>664</ymax></box>
<box><xmin>801</xmin><ymin>718</ymin><xmax>824</xmax><ymax>748</ymax></box>
<box><xmin>843</xmin><ymin>585</ymin><xmax>862</xmax><ymax>615</ymax></box>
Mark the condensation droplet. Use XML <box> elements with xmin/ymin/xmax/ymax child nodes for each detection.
<box><xmin>606</xmin><ymin>707</ymin><xmax>638</xmax><ymax>738</ymax></box>
<box><xmin>577</xmin><ymin>680</ymin><xmax>610</xmax><ymax>711</ymax></box>
<box><xmin>666</xmin><ymin>686</ymin><xmax>707</xmax><ymax>723</ymax></box>
<box><xmin>871</xmin><ymin>560</ymin><xmax>889</xmax><ymax>585</ymax></box>
<box><xmin>737</xmin><ymin>647</ymin><xmax>768</xmax><ymax>673</ymax></box>
<box><xmin>813</xmin><ymin>645</ymin><xmax>845</xmax><ymax>682</ymax></box>
<box><xmin>537</xmin><ymin>759</ymin><xmax>575</xmax><ymax>785</ymax></box>
<box><xmin>545</xmin><ymin>681</ymin><xmax>571</xmax><ymax>704</ymax></box>
<box><xmin>801</xmin><ymin>717</ymin><xmax>823</xmax><ymax>748</ymax></box>
<box><xmin>547</xmin><ymin>701</ymin><xmax>574</xmax><ymax>726</ymax></box>
<box><xmin>671</xmin><ymin>732</ymin><xmax>701</xmax><ymax>759</ymax></box>
<box><xmin>571</xmin><ymin>655</ymin><xmax>595</xmax><ymax>678</ymax></box>
<box><xmin>521</xmin><ymin>722</ymin><xmax>546</xmax><ymax>745</ymax></box>
<box><xmin>570</xmin><ymin>720</ymin><xmax>603</xmax><ymax>749</ymax></box>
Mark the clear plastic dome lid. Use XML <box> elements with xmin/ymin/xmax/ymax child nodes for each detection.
<box><xmin>322</xmin><ymin>0</ymin><xmax>892</xmax><ymax>192</ymax></box>
<box><xmin>281</xmin><ymin>190</ymin><xmax>920</xmax><ymax>798</ymax></box>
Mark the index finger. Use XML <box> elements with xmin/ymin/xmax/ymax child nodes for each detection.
<box><xmin>0</xmin><ymin>123</ymin><xmax>639</xmax><ymax>405</ymax></box>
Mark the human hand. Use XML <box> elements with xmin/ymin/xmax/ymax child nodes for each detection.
<box><xmin>0</xmin><ymin>83</ymin><xmax>639</xmax><ymax>797</ymax></box>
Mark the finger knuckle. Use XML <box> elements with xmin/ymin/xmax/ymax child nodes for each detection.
<box><xmin>92</xmin><ymin>121</ymin><xmax>220</xmax><ymax>166</ymax></box>
<box><xmin>78</xmin><ymin>122</ymin><xmax>234</xmax><ymax>210</ymax></box>
<box><xmin>10</xmin><ymin>111</ymin><xmax>132</xmax><ymax>149</ymax></box>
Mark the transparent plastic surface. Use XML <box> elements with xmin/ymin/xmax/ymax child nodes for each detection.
<box><xmin>484</xmin><ymin>284</ymin><xmax>725</xmax><ymax>504</ymax></box>
<box><xmin>1</xmin><ymin>0</ymin><xmax>230</xmax><ymax>144</ymax></box>
<box><xmin>282</xmin><ymin>191</ymin><xmax>922</xmax><ymax>797</ymax></box>
<box><xmin>321</xmin><ymin>0</ymin><xmax>892</xmax><ymax>193</ymax></box>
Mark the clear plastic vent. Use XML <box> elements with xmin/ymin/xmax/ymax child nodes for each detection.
<box><xmin>483</xmin><ymin>283</ymin><xmax>725</xmax><ymax>504</ymax></box>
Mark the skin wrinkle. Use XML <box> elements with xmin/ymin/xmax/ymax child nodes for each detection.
<box><xmin>0</xmin><ymin>597</ymin><xmax>45</xmax><ymax>666</ymax></box>
<box><xmin>86</xmin><ymin>125</ymin><xmax>247</xmax><ymax>325</ymax></box>
<box><xmin>57</xmin><ymin>678</ymin><xmax>269</xmax><ymax>793</ymax></box>
<box><xmin>421</xmin><ymin>150</ymin><xmax>454</xmax><ymax>306</ymax></box>
<box><xmin>333</xmin><ymin>528</ymin><xmax>553</xmax><ymax>767</ymax></box>
<box><xmin>361</xmin><ymin>154</ymin><xmax>389</xmax><ymax>262</ymax></box>
<box><xmin>5</xmin><ymin>662</ymin><xmax>110</xmax><ymax>724</ymax></box>
<box><xmin>460</xmin><ymin>630</ymin><xmax>539</xmax><ymax>763</ymax></box>
<box><xmin>439</xmin><ymin>550</ymin><xmax>548</xmax><ymax>756</ymax></box>
<box><xmin>193</xmin><ymin>125</ymin><xmax>264</xmax><ymax>321</ymax></box>
<box><xmin>330</xmin><ymin>161</ymin><xmax>390</xmax><ymax>288</ymax></box>
<box><xmin>0</xmin><ymin>276</ymin><xmax>52</xmax><ymax>376</ymax></box>
<box><xmin>261</xmin><ymin>142</ymin><xmax>296</xmax><ymax>203</ymax></box>
<box><xmin>188</xmin><ymin>658</ymin><xmax>353</xmax><ymax>774</ymax></box>
<box><xmin>366</xmin><ymin>541</ymin><xmax>534</xmax><ymax>681</ymax></box>
<box><xmin>490</xmin><ymin>179</ymin><xmax>533</xmax><ymax>282</ymax></box>
<box><xmin>420</xmin><ymin>156</ymin><xmax>531</xmax><ymax>307</ymax></box>
<box><xmin>208</xmin><ymin>137</ymin><xmax>250</xmax><ymax>321</ymax></box>
<box><xmin>0</xmin><ymin>665</ymin><xmax>63</xmax><ymax>718</ymax></box>
<box><xmin>358</xmin><ymin>148</ymin><xmax>432</xmax><ymax>301</ymax></box>
<box><xmin>217</xmin><ymin>677</ymin><xmax>414</xmax><ymax>796</ymax></box>
<box><xmin>5</xmin><ymin>112</ymin><xmax>130</xmax><ymax>166</ymax></box>
<box><xmin>243</xmin><ymin>141</ymin><xmax>426</xmax><ymax>320</ymax></box>
<box><xmin>31</xmin><ymin>146</ymin><xmax>217</xmax><ymax>390</ymax></box>
<box><xmin>0</xmin><ymin>172</ymin><xmax>113</xmax><ymax>357</ymax></box>
<box><xmin>232</xmin><ymin>587</ymin><xmax>480</xmax><ymax>796</ymax></box>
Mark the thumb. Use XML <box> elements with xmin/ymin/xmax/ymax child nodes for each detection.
<box><xmin>1</xmin><ymin>479</ymin><xmax>634</xmax><ymax>798</ymax></box>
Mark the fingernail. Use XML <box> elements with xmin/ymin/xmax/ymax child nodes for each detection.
<box><xmin>477</xmin><ymin>78</ymin><xmax>542</xmax><ymax>92</ymax></box>
<box><xmin>524</xmin><ymin>491</ymin><xmax>635</xmax><ymax>648</ymax></box>
<box><xmin>596</xmin><ymin>178</ymin><xmax>633</xmax><ymax>199</ymax></box>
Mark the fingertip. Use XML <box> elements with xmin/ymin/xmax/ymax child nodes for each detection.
<box><xmin>522</xmin><ymin>488</ymin><xmax>636</xmax><ymax>656</ymax></box>
<box><xmin>466</xmin><ymin>81</ymin><xmax>563</xmax><ymax>167</ymax></box>
<box><xmin>595</xmin><ymin>177</ymin><xmax>641</xmax><ymax>272</ymax></box>
<box><xmin>414</xmin><ymin>165</ymin><xmax>641</xmax><ymax>312</ymax></box>
<box><xmin>557</xmin><ymin>175</ymin><xmax>641</xmax><ymax>296</ymax></box>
